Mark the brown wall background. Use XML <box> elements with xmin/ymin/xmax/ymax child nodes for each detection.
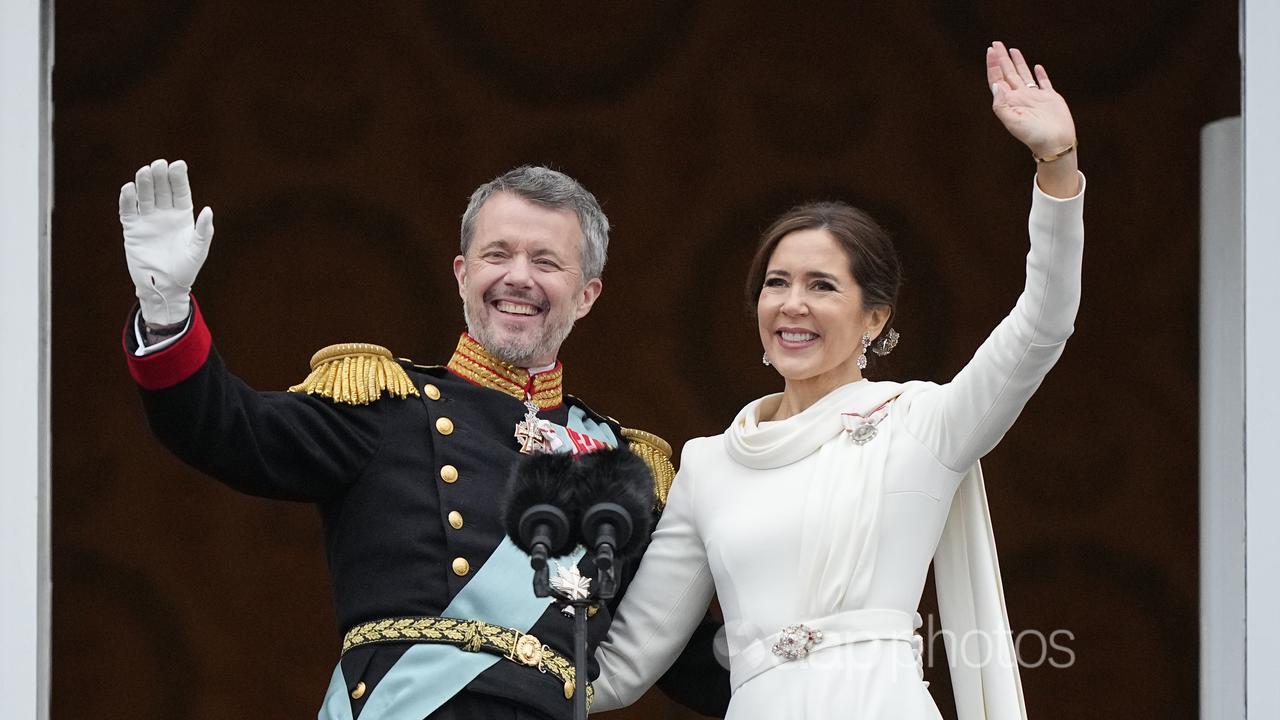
<box><xmin>52</xmin><ymin>2</ymin><xmax>1234</xmax><ymax>718</ymax></box>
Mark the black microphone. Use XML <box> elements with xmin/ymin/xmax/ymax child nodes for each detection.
<box><xmin>518</xmin><ymin>504</ymin><xmax>571</xmax><ymax>573</ymax></box>
<box><xmin>581</xmin><ymin>502</ymin><xmax>631</xmax><ymax>574</ymax></box>
<box><xmin>503</xmin><ymin>452</ymin><xmax>581</xmax><ymax>596</ymax></box>
<box><xmin>574</xmin><ymin>447</ymin><xmax>655</xmax><ymax>599</ymax></box>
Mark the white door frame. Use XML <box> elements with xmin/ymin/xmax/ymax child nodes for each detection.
<box><xmin>1201</xmin><ymin>1</ymin><xmax>1280</xmax><ymax>717</ymax></box>
<box><xmin>1242</xmin><ymin>0</ymin><xmax>1280</xmax><ymax>717</ymax></box>
<box><xmin>0</xmin><ymin>1</ymin><xmax>52</xmax><ymax>719</ymax></box>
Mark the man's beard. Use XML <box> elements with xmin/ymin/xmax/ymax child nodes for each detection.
<box><xmin>462</xmin><ymin>295</ymin><xmax>576</xmax><ymax>368</ymax></box>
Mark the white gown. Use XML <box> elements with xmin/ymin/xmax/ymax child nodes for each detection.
<box><xmin>591</xmin><ymin>175</ymin><xmax>1086</xmax><ymax>719</ymax></box>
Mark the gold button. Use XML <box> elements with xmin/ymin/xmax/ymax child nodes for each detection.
<box><xmin>350</xmin><ymin>681</ymin><xmax>367</xmax><ymax>700</ymax></box>
<box><xmin>436</xmin><ymin>417</ymin><xmax>454</xmax><ymax>435</ymax></box>
<box><xmin>452</xmin><ymin>557</ymin><xmax>470</xmax><ymax>576</ymax></box>
<box><xmin>564</xmin><ymin>679</ymin><xmax>574</xmax><ymax>699</ymax></box>
<box><xmin>448</xmin><ymin>511</ymin><xmax>464</xmax><ymax>529</ymax></box>
<box><xmin>587</xmin><ymin>605</ymin><xmax>599</xmax><ymax>618</ymax></box>
<box><xmin>440</xmin><ymin>465</ymin><xmax>459</xmax><ymax>483</ymax></box>
<box><xmin>423</xmin><ymin>383</ymin><xmax>441</xmax><ymax>400</ymax></box>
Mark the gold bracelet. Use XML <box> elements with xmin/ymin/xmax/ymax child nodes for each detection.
<box><xmin>1033</xmin><ymin>141</ymin><xmax>1077</xmax><ymax>163</ymax></box>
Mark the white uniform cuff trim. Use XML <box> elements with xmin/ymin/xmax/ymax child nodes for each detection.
<box><xmin>133</xmin><ymin>311</ymin><xmax>192</xmax><ymax>357</ymax></box>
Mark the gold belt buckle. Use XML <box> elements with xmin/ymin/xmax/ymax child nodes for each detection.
<box><xmin>509</xmin><ymin>632</ymin><xmax>547</xmax><ymax>672</ymax></box>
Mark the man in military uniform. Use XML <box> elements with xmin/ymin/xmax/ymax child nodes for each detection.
<box><xmin>119</xmin><ymin>159</ymin><xmax>729</xmax><ymax>719</ymax></box>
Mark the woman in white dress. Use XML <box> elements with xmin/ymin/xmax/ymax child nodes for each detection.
<box><xmin>590</xmin><ymin>42</ymin><xmax>1083</xmax><ymax>719</ymax></box>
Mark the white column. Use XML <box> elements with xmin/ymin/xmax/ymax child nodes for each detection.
<box><xmin>1245</xmin><ymin>1</ymin><xmax>1280</xmax><ymax>717</ymax></box>
<box><xmin>1200</xmin><ymin>116</ymin><xmax>1244</xmax><ymax>720</ymax></box>
<box><xmin>1198</xmin><ymin>117</ymin><xmax>1239</xmax><ymax>717</ymax></box>
<box><xmin>0</xmin><ymin>1</ymin><xmax>51</xmax><ymax>718</ymax></box>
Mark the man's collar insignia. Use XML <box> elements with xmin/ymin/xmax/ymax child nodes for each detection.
<box><xmin>446</xmin><ymin>333</ymin><xmax>564</xmax><ymax>410</ymax></box>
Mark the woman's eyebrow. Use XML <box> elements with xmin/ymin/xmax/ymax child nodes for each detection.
<box><xmin>764</xmin><ymin>269</ymin><xmax>840</xmax><ymax>282</ymax></box>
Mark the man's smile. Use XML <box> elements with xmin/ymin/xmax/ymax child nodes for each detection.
<box><xmin>493</xmin><ymin>299</ymin><xmax>542</xmax><ymax>317</ymax></box>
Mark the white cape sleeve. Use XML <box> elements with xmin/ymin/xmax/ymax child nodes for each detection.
<box><xmin>933</xmin><ymin>461</ymin><xmax>1027</xmax><ymax>720</ymax></box>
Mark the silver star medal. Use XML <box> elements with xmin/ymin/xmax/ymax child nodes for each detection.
<box><xmin>550</xmin><ymin>562</ymin><xmax>592</xmax><ymax>617</ymax></box>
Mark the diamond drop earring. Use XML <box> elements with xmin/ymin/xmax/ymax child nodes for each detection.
<box><xmin>857</xmin><ymin>332</ymin><xmax>872</xmax><ymax>370</ymax></box>
<box><xmin>762</xmin><ymin>352</ymin><xmax>771</xmax><ymax>366</ymax></box>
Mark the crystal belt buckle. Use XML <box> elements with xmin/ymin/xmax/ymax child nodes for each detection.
<box><xmin>771</xmin><ymin>623</ymin><xmax>823</xmax><ymax>661</ymax></box>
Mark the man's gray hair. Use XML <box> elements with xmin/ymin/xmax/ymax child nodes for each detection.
<box><xmin>460</xmin><ymin>166</ymin><xmax>610</xmax><ymax>281</ymax></box>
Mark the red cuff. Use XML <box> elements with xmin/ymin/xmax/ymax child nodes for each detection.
<box><xmin>123</xmin><ymin>297</ymin><xmax>213</xmax><ymax>390</ymax></box>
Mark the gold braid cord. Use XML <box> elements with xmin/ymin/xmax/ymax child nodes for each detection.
<box><xmin>342</xmin><ymin>616</ymin><xmax>591</xmax><ymax>705</ymax></box>
<box><xmin>621</xmin><ymin>427</ymin><xmax>675</xmax><ymax>510</ymax></box>
<box><xmin>288</xmin><ymin>343</ymin><xmax>420</xmax><ymax>405</ymax></box>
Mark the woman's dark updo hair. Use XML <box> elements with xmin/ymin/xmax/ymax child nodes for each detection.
<box><xmin>744</xmin><ymin>201</ymin><xmax>902</xmax><ymax>344</ymax></box>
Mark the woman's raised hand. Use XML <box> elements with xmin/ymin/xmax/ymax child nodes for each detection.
<box><xmin>987</xmin><ymin>41</ymin><xmax>1079</xmax><ymax>197</ymax></box>
<box><xmin>986</xmin><ymin>42</ymin><xmax>1077</xmax><ymax>160</ymax></box>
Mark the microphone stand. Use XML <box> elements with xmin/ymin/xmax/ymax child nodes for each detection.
<box><xmin>537</xmin><ymin>562</ymin><xmax>618</xmax><ymax>720</ymax></box>
<box><xmin>538</xmin><ymin>588</ymin><xmax>603</xmax><ymax>720</ymax></box>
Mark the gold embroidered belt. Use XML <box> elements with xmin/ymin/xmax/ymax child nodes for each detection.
<box><xmin>342</xmin><ymin>616</ymin><xmax>592</xmax><ymax>705</ymax></box>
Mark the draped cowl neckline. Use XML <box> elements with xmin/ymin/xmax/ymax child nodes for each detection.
<box><xmin>724</xmin><ymin>379</ymin><xmax>905</xmax><ymax>469</ymax></box>
<box><xmin>720</xmin><ymin>378</ymin><xmax>910</xmax><ymax>623</ymax></box>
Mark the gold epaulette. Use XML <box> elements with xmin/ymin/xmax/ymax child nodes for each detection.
<box><xmin>621</xmin><ymin>427</ymin><xmax>675</xmax><ymax>510</ymax></box>
<box><xmin>288</xmin><ymin>343</ymin><xmax>420</xmax><ymax>405</ymax></box>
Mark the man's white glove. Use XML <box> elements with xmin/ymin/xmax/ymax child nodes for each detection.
<box><xmin>119</xmin><ymin>158</ymin><xmax>214</xmax><ymax>326</ymax></box>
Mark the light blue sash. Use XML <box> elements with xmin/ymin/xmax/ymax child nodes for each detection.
<box><xmin>319</xmin><ymin>407</ymin><xmax>618</xmax><ymax>720</ymax></box>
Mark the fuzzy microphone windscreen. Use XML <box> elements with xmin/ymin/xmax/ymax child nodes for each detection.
<box><xmin>573</xmin><ymin>446</ymin><xmax>656</xmax><ymax>564</ymax></box>
<box><xmin>503</xmin><ymin>451</ymin><xmax>581</xmax><ymax>557</ymax></box>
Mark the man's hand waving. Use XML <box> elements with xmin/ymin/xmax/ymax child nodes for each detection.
<box><xmin>119</xmin><ymin>159</ymin><xmax>214</xmax><ymax>327</ymax></box>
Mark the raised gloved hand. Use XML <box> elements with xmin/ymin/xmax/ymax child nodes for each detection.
<box><xmin>119</xmin><ymin>159</ymin><xmax>214</xmax><ymax>326</ymax></box>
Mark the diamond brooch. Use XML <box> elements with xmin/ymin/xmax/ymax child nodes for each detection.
<box><xmin>772</xmin><ymin>624</ymin><xmax>823</xmax><ymax>661</ymax></box>
<box><xmin>841</xmin><ymin>399</ymin><xmax>892</xmax><ymax>446</ymax></box>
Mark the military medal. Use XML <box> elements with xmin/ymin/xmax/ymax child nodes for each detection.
<box><xmin>515</xmin><ymin>397</ymin><xmax>564</xmax><ymax>455</ymax></box>
<box><xmin>550</xmin><ymin>563</ymin><xmax>592</xmax><ymax>617</ymax></box>
<box><xmin>515</xmin><ymin>399</ymin><xmax>550</xmax><ymax>454</ymax></box>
